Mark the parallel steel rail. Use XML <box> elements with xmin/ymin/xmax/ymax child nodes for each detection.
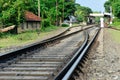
<box><xmin>0</xmin><ymin>25</ymin><xmax>99</xmax><ymax>80</ymax></box>
<box><xmin>55</xmin><ymin>27</ymin><xmax>100</xmax><ymax>80</ymax></box>
<box><xmin>0</xmin><ymin>25</ymin><xmax>94</xmax><ymax>64</ymax></box>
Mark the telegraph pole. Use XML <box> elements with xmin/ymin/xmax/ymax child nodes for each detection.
<box><xmin>38</xmin><ymin>0</ymin><xmax>40</xmax><ymax>17</ymax></box>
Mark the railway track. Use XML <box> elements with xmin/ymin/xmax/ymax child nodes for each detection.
<box><xmin>0</xmin><ymin>25</ymin><xmax>93</xmax><ymax>53</ymax></box>
<box><xmin>55</xmin><ymin>26</ymin><xmax>100</xmax><ymax>80</ymax></box>
<box><xmin>0</xmin><ymin>25</ymin><xmax>100</xmax><ymax>80</ymax></box>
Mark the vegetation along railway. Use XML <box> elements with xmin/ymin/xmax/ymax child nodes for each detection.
<box><xmin>0</xmin><ymin>24</ymin><xmax>100</xmax><ymax>80</ymax></box>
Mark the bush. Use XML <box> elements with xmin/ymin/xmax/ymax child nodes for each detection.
<box><xmin>110</xmin><ymin>18</ymin><xmax>120</xmax><ymax>29</ymax></box>
<box><xmin>77</xmin><ymin>16</ymin><xmax>83</xmax><ymax>22</ymax></box>
<box><xmin>40</xmin><ymin>25</ymin><xmax>58</xmax><ymax>32</ymax></box>
<box><xmin>61</xmin><ymin>23</ymin><xmax>69</xmax><ymax>27</ymax></box>
<box><xmin>113</xmin><ymin>17</ymin><xmax>120</xmax><ymax>22</ymax></box>
<box><xmin>0</xmin><ymin>32</ymin><xmax>12</xmax><ymax>38</ymax></box>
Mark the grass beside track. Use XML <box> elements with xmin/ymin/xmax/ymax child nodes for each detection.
<box><xmin>0</xmin><ymin>26</ymin><xmax>67</xmax><ymax>48</ymax></box>
<box><xmin>110</xmin><ymin>22</ymin><xmax>120</xmax><ymax>29</ymax></box>
<box><xmin>108</xmin><ymin>29</ymin><xmax>120</xmax><ymax>43</ymax></box>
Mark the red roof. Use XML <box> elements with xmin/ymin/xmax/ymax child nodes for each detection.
<box><xmin>25</xmin><ymin>11</ymin><xmax>41</xmax><ymax>21</ymax></box>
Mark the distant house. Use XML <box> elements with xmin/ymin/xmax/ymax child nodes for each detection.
<box><xmin>17</xmin><ymin>11</ymin><xmax>41</xmax><ymax>33</ymax></box>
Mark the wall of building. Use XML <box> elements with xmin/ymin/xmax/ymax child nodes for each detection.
<box><xmin>17</xmin><ymin>22</ymin><xmax>40</xmax><ymax>33</ymax></box>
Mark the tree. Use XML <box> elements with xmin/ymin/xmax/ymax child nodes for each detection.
<box><xmin>104</xmin><ymin>0</ymin><xmax>120</xmax><ymax>18</ymax></box>
<box><xmin>112</xmin><ymin>2</ymin><xmax>120</xmax><ymax>18</ymax></box>
<box><xmin>0</xmin><ymin>0</ymin><xmax>38</xmax><ymax>27</ymax></box>
<box><xmin>104</xmin><ymin>1</ymin><xmax>111</xmax><ymax>12</ymax></box>
<box><xmin>75</xmin><ymin>4</ymin><xmax>92</xmax><ymax>22</ymax></box>
<box><xmin>38</xmin><ymin>0</ymin><xmax>40</xmax><ymax>17</ymax></box>
<box><xmin>0</xmin><ymin>0</ymin><xmax>25</xmax><ymax>26</ymax></box>
<box><xmin>0</xmin><ymin>0</ymin><xmax>77</xmax><ymax>28</ymax></box>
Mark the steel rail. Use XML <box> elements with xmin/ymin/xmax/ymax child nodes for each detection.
<box><xmin>62</xmin><ymin>28</ymin><xmax>100</xmax><ymax>80</ymax></box>
<box><xmin>0</xmin><ymin>25</ymin><xmax>96</xmax><ymax>71</ymax></box>
<box><xmin>55</xmin><ymin>27</ymin><xmax>100</xmax><ymax>80</ymax></box>
<box><xmin>54</xmin><ymin>30</ymin><xmax>89</xmax><ymax>80</ymax></box>
<box><xmin>0</xmin><ymin>26</ymin><xmax>93</xmax><ymax>64</ymax></box>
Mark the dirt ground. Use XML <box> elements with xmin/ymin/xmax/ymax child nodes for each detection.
<box><xmin>84</xmin><ymin>28</ymin><xmax>120</xmax><ymax>80</ymax></box>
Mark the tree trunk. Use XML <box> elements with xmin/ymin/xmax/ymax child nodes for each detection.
<box><xmin>56</xmin><ymin>0</ymin><xmax>58</xmax><ymax>26</ymax></box>
<box><xmin>38</xmin><ymin>0</ymin><xmax>40</xmax><ymax>17</ymax></box>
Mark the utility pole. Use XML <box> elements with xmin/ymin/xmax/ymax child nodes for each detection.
<box><xmin>38</xmin><ymin>0</ymin><xmax>40</xmax><ymax>17</ymax></box>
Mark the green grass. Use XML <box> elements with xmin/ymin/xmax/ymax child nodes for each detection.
<box><xmin>0</xmin><ymin>26</ymin><xmax>63</xmax><ymax>48</ymax></box>
<box><xmin>0</xmin><ymin>31</ymin><xmax>39</xmax><ymax>48</ymax></box>
<box><xmin>110</xmin><ymin>22</ymin><xmax>120</xmax><ymax>29</ymax></box>
<box><xmin>108</xmin><ymin>29</ymin><xmax>120</xmax><ymax>43</ymax></box>
<box><xmin>72</xmin><ymin>23</ymin><xmax>80</xmax><ymax>27</ymax></box>
<box><xmin>40</xmin><ymin>25</ymin><xmax>59</xmax><ymax>32</ymax></box>
<box><xmin>110</xmin><ymin>18</ymin><xmax>120</xmax><ymax>29</ymax></box>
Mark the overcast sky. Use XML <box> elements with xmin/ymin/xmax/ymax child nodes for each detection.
<box><xmin>76</xmin><ymin>0</ymin><xmax>107</xmax><ymax>12</ymax></box>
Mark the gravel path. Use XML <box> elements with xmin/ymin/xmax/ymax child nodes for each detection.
<box><xmin>103</xmin><ymin>29</ymin><xmax>120</xmax><ymax>80</ymax></box>
<box><xmin>86</xmin><ymin>28</ymin><xmax>120</xmax><ymax>80</ymax></box>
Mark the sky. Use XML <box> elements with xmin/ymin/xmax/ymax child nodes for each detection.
<box><xmin>76</xmin><ymin>0</ymin><xmax>107</xmax><ymax>12</ymax></box>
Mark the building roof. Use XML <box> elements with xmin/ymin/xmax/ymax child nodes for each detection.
<box><xmin>25</xmin><ymin>11</ymin><xmax>41</xmax><ymax>21</ymax></box>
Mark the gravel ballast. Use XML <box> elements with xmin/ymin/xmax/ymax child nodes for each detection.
<box><xmin>86</xmin><ymin>28</ymin><xmax>120</xmax><ymax>80</ymax></box>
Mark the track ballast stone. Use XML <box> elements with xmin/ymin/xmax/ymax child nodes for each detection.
<box><xmin>86</xmin><ymin>29</ymin><xmax>120</xmax><ymax>80</ymax></box>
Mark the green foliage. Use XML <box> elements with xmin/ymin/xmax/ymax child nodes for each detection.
<box><xmin>40</xmin><ymin>0</ymin><xmax>76</xmax><ymax>27</ymax></box>
<box><xmin>104</xmin><ymin>0</ymin><xmax>120</xmax><ymax>29</ymax></box>
<box><xmin>61</xmin><ymin>23</ymin><xmax>69</xmax><ymax>27</ymax></box>
<box><xmin>104</xmin><ymin>0</ymin><xmax>120</xmax><ymax>18</ymax></box>
<box><xmin>94</xmin><ymin>17</ymin><xmax>100</xmax><ymax>24</ymax></box>
<box><xmin>40</xmin><ymin>25</ymin><xmax>58</xmax><ymax>32</ymax></box>
<box><xmin>113</xmin><ymin>17</ymin><xmax>120</xmax><ymax>22</ymax></box>
<box><xmin>110</xmin><ymin>18</ymin><xmax>120</xmax><ymax>29</ymax></box>
<box><xmin>104</xmin><ymin>1</ymin><xmax>111</xmax><ymax>12</ymax></box>
<box><xmin>42</xmin><ymin>19</ymin><xmax>51</xmax><ymax>28</ymax></box>
<box><xmin>108</xmin><ymin>29</ymin><xmax>120</xmax><ymax>43</ymax></box>
<box><xmin>0</xmin><ymin>30</ymin><xmax>39</xmax><ymax>48</ymax></box>
<box><xmin>0</xmin><ymin>32</ymin><xmax>11</xmax><ymax>38</ymax></box>
<box><xmin>0</xmin><ymin>0</ymin><xmax>76</xmax><ymax>29</ymax></box>
<box><xmin>112</xmin><ymin>2</ymin><xmax>120</xmax><ymax>18</ymax></box>
<box><xmin>15</xmin><ymin>32</ymin><xmax>36</xmax><ymax>41</ymax></box>
<box><xmin>76</xmin><ymin>15</ymin><xmax>83</xmax><ymax>22</ymax></box>
<box><xmin>0</xmin><ymin>0</ymin><xmax>91</xmax><ymax>31</ymax></box>
<box><xmin>0</xmin><ymin>26</ymin><xmax>64</xmax><ymax>48</ymax></box>
<box><xmin>111</xmin><ymin>22</ymin><xmax>120</xmax><ymax>28</ymax></box>
<box><xmin>75</xmin><ymin>4</ymin><xmax>92</xmax><ymax>22</ymax></box>
<box><xmin>0</xmin><ymin>0</ymin><xmax>38</xmax><ymax>27</ymax></box>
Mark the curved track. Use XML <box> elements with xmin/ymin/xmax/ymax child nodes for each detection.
<box><xmin>55</xmin><ymin>26</ymin><xmax>100</xmax><ymax>80</ymax></box>
<box><xmin>0</xmin><ymin>25</ymin><xmax>99</xmax><ymax>80</ymax></box>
